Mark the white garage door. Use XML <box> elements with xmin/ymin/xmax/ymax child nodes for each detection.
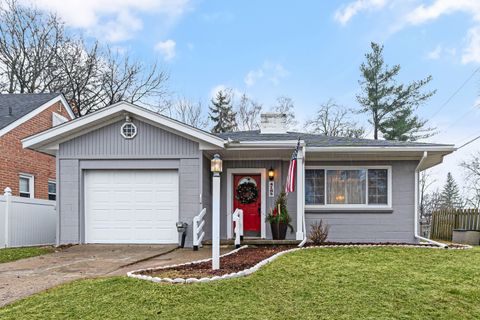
<box><xmin>84</xmin><ymin>170</ymin><xmax>179</xmax><ymax>244</ymax></box>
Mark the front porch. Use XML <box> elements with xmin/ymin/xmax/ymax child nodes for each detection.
<box><xmin>201</xmin><ymin>142</ymin><xmax>306</xmax><ymax>243</ymax></box>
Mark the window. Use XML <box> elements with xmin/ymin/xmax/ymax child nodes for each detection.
<box><xmin>48</xmin><ymin>180</ymin><xmax>56</xmax><ymax>201</ymax></box>
<box><xmin>305</xmin><ymin>169</ymin><xmax>325</xmax><ymax>205</ymax></box>
<box><xmin>121</xmin><ymin>122</ymin><xmax>137</xmax><ymax>139</ymax></box>
<box><xmin>19</xmin><ymin>174</ymin><xmax>34</xmax><ymax>198</ymax></box>
<box><xmin>305</xmin><ymin>167</ymin><xmax>391</xmax><ymax>208</ymax></box>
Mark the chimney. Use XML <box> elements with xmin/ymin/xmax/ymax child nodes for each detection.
<box><xmin>260</xmin><ymin>112</ymin><xmax>287</xmax><ymax>134</ymax></box>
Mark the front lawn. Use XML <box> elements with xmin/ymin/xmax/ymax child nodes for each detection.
<box><xmin>1</xmin><ymin>247</ymin><xmax>480</xmax><ymax>319</ymax></box>
<box><xmin>0</xmin><ymin>246</ymin><xmax>53</xmax><ymax>263</ymax></box>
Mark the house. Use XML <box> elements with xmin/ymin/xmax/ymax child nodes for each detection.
<box><xmin>22</xmin><ymin>101</ymin><xmax>455</xmax><ymax>246</ymax></box>
<box><xmin>0</xmin><ymin>93</ymin><xmax>75</xmax><ymax>200</ymax></box>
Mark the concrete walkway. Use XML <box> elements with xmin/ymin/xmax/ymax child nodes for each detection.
<box><xmin>0</xmin><ymin>244</ymin><xmax>176</xmax><ymax>307</ymax></box>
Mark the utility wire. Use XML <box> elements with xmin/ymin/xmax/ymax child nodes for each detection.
<box><xmin>457</xmin><ymin>134</ymin><xmax>480</xmax><ymax>150</ymax></box>
<box><xmin>429</xmin><ymin>66</ymin><xmax>480</xmax><ymax>120</ymax></box>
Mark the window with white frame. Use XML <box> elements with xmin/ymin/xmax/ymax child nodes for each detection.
<box><xmin>19</xmin><ymin>174</ymin><xmax>34</xmax><ymax>198</ymax></box>
<box><xmin>48</xmin><ymin>180</ymin><xmax>56</xmax><ymax>201</ymax></box>
<box><xmin>305</xmin><ymin>167</ymin><xmax>391</xmax><ymax>208</ymax></box>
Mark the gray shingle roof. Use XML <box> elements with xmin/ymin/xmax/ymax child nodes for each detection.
<box><xmin>216</xmin><ymin>130</ymin><xmax>452</xmax><ymax>147</ymax></box>
<box><xmin>0</xmin><ymin>93</ymin><xmax>61</xmax><ymax>130</ymax></box>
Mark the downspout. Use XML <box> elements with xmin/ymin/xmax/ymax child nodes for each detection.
<box><xmin>415</xmin><ymin>151</ymin><xmax>448</xmax><ymax>248</ymax></box>
<box><xmin>299</xmin><ymin>144</ymin><xmax>308</xmax><ymax>247</ymax></box>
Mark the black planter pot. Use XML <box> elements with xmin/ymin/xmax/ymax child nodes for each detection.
<box><xmin>270</xmin><ymin>222</ymin><xmax>288</xmax><ymax>240</ymax></box>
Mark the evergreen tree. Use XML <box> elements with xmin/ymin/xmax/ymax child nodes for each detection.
<box><xmin>357</xmin><ymin>42</ymin><xmax>436</xmax><ymax>141</ymax></box>
<box><xmin>440</xmin><ymin>172</ymin><xmax>463</xmax><ymax>209</ymax></box>
<box><xmin>209</xmin><ymin>90</ymin><xmax>237</xmax><ymax>133</ymax></box>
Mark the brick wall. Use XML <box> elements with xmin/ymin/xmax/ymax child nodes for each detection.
<box><xmin>0</xmin><ymin>100</ymin><xmax>72</xmax><ymax>199</ymax></box>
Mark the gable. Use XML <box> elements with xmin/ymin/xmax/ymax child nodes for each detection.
<box><xmin>59</xmin><ymin>118</ymin><xmax>199</xmax><ymax>158</ymax></box>
<box><xmin>22</xmin><ymin>101</ymin><xmax>224</xmax><ymax>155</ymax></box>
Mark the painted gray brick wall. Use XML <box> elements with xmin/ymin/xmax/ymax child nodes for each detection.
<box><xmin>304</xmin><ymin>160</ymin><xmax>417</xmax><ymax>243</ymax></box>
<box><xmin>58</xmin><ymin>159</ymin><xmax>80</xmax><ymax>244</ymax></box>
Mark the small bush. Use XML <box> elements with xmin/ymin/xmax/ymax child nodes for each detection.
<box><xmin>309</xmin><ymin>220</ymin><xmax>330</xmax><ymax>245</ymax></box>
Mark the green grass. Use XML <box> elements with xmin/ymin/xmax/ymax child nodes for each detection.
<box><xmin>1</xmin><ymin>247</ymin><xmax>480</xmax><ymax>319</ymax></box>
<box><xmin>0</xmin><ymin>246</ymin><xmax>53</xmax><ymax>263</ymax></box>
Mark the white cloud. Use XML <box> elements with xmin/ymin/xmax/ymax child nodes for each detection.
<box><xmin>244</xmin><ymin>61</ymin><xmax>288</xmax><ymax>87</ymax></box>
<box><xmin>22</xmin><ymin>0</ymin><xmax>190</xmax><ymax>42</ymax></box>
<box><xmin>462</xmin><ymin>26</ymin><xmax>480</xmax><ymax>64</ymax></box>
<box><xmin>334</xmin><ymin>0</ymin><xmax>387</xmax><ymax>25</ymax></box>
<box><xmin>209</xmin><ymin>85</ymin><xmax>242</xmax><ymax>100</ymax></box>
<box><xmin>405</xmin><ymin>0</ymin><xmax>480</xmax><ymax>25</ymax></box>
<box><xmin>426</xmin><ymin>45</ymin><xmax>442</xmax><ymax>60</ymax></box>
<box><xmin>154</xmin><ymin>39</ymin><xmax>176</xmax><ymax>61</ymax></box>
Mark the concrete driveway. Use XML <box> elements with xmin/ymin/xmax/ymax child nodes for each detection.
<box><xmin>0</xmin><ymin>244</ymin><xmax>176</xmax><ymax>307</ymax></box>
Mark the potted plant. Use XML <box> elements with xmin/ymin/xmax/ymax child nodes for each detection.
<box><xmin>267</xmin><ymin>191</ymin><xmax>293</xmax><ymax>240</ymax></box>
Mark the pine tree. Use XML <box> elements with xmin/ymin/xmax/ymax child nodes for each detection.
<box><xmin>357</xmin><ymin>42</ymin><xmax>436</xmax><ymax>141</ymax></box>
<box><xmin>440</xmin><ymin>172</ymin><xmax>463</xmax><ymax>209</ymax></box>
<box><xmin>209</xmin><ymin>90</ymin><xmax>237</xmax><ymax>133</ymax></box>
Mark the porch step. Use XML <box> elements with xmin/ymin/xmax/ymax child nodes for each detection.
<box><xmin>203</xmin><ymin>239</ymin><xmax>301</xmax><ymax>246</ymax></box>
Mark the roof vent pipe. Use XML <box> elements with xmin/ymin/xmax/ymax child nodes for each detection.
<box><xmin>8</xmin><ymin>106</ymin><xmax>12</xmax><ymax>116</ymax></box>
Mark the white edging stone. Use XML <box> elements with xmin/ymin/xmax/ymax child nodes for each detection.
<box><xmin>127</xmin><ymin>243</ymin><xmax>471</xmax><ymax>284</ymax></box>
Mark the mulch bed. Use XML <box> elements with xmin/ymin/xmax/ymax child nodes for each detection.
<box><xmin>141</xmin><ymin>246</ymin><xmax>295</xmax><ymax>279</ymax></box>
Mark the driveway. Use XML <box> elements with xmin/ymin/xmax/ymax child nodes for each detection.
<box><xmin>0</xmin><ymin>244</ymin><xmax>176</xmax><ymax>307</ymax></box>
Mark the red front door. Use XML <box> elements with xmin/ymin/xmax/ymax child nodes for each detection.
<box><xmin>233</xmin><ymin>174</ymin><xmax>261</xmax><ymax>235</ymax></box>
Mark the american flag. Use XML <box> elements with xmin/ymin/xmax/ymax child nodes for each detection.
<box><xmin>285</xmin><ymin>138</ymin><xmax>300</xmax><ymax>194</ymax></box>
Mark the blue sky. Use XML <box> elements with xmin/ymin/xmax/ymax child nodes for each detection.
<box><xmin>27</xmin><ymin>0</ymin><xmax>480</xmax><ymax>190</ymax></box>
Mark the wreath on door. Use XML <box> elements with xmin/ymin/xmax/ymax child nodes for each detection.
<box><xmin>236</xmin><ymin>181</ymin><xmax>258</xmax><ymax>204</ymax></box>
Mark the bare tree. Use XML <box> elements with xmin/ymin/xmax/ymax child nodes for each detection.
<box><xmin>49</xmin><ymin>39</ymin><xmax>104</xmax><ymax>116</ymax></box>
<box><xmin>0</xmin><ymin>0</ymin><xmax>170</xmax><ymax>116</ymax></box>
<box><xmin>236</xmin><ymin>93</ymin><xmax>262</xmax><ymax>131</ymax></box>
<box><xmin>304</xmin><ymin>99</ymin><xmax>365</xmax><ymax>138</ymax></box>
<box><xmin>419</xmin><ymin>171</ymin><xmax>436</xmax><ymax>221</ymax></box>
<box><xmin>460</xmin><ymin>152</ymin><xmax>480</xmax><ymax>208</ymax></box>
<box><xmin>0</xmin><ymin>0</ymin><xmax>65</xmax><ymax>93</ymax></box>
<box><xmin>170</xmin><ymin>98</ymin><xmax>208</xmax><ymax>129</ymax></box>
<box><xmin>271</xmin><ymin>95</ymin><xmax>297</xmax><ymax>130</ymax></box>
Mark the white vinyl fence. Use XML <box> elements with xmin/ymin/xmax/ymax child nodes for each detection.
<box><xmin>0</xmin><ymin>187</ymin><xmax>56</xmax><ymax>247</ymax></box>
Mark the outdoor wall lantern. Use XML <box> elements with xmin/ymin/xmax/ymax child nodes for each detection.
<box><xmin>211</xmin><ymin>154</ymin><xmax>223</xmax><ymax>176</ymax></box>
<box><xmin>268</xmin><ymin>167</ymin><xmax>275</xmax><ymax>181</ymax></box>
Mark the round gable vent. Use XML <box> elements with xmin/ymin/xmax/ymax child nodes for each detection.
<box><xmin>121</xmin><ymin>116</ymin><xmax>137</xmax><ymax>139</ymax></box>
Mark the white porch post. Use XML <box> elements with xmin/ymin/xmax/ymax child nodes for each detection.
<box><xmin>211</xmin><ymin>154</ymin><xmax>222</xmax><ymax>270</ymax></box>
<box><xmin>212</xmin><ymin>174</ymin><xmax>220</xmax><ymax>269</ymax></box>
<box><xmin>296</xmin><ymin>146</ymin><xmax>305</xmax><ymax>240</ymax></box>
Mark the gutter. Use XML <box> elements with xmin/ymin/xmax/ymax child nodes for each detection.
<box><xmin>414</xmin><ymin>151</ymin><xmax>448</xmax><ymax>248</ymax></box>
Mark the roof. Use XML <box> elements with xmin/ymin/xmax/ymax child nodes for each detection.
<box><xmin>216</xmin><ymin>130</ymin><xmax>453</xmax><ymax>148</ymax></box>
<box><xmin>0</xmin><ymin>93</ymin><xmax>62</xmax><ymax>130</ymax></box>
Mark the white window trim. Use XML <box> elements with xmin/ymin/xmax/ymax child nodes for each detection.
<box><xmin>48</xmin><ymin>179</ymin><xmax>56</xmax><ymax>200</ymax></box>
<box><xmin>305</xmin><ymin>165</ymin><xmax>392</xmax><ymax>210</ymax></box>
<box><xmin>19</xmin><ymin>173</ymin><xmax>35</xmax><ymax>199</ymax></box>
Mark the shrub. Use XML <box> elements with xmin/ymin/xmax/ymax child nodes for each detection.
<box><xmin>309</xmin><ymin>220</ymin><xmax>330</xmax><ymax>244</ymax></box>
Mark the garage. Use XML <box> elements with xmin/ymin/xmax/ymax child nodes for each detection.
<box><xmin>84</xmin><ymin>169</ymin><xmax>179</xmax><ymax>244</ymax></box>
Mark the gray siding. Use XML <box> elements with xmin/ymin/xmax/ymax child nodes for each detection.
<box><xmin>57</xmin><ymin>119</ymin><xmax>201</xmax><ymax>246</ymax></box>
<box><xmin>59</xmin><ymin>119</ymin><xmax>199</xmax><ymax>158</ymax></box>
<box><xmin>305</xmin><ymin>160</ymin><xmax>417</xmax><ymax>243</ymax></box>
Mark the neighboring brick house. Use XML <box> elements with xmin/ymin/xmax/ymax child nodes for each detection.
<box><xmin>0</xmin><ymin>93</ymin><xmax>75</xmax><ymax>200</ymax></box>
